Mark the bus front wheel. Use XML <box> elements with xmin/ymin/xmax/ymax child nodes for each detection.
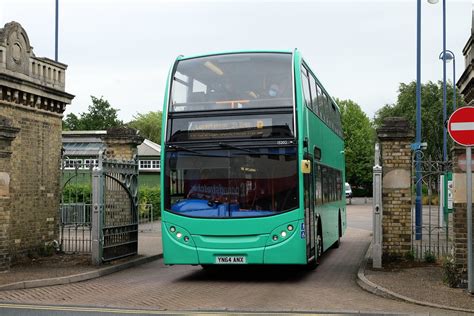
<box><xmin>306</xmin><ymin>221</ymin><xmax>323</xmax><ymax>270</ymax></box>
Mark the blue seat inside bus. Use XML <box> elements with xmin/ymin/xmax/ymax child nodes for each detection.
<box><xmin>171</xmin><ymin>199</ymin><xmax>275</xmax><ymax>217</ymax></box>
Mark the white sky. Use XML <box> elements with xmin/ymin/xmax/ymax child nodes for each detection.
<box><xmin>0</xmin><ymin>0</ymin><xmax>472</xmax><ymax>121</ymax></box>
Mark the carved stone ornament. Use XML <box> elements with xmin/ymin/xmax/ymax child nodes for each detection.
<box><xmin>0</xmin><ymin>21</ymin><xmax>33</xmax><ymax>75</ymax></box>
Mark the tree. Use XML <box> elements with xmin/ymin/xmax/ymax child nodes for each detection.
<box><xmin>127</xmin><ymin>111</ymin><xmax>162</xmax><ymax>144</ymax></box>
<box><xmin>63</xmin><ymin>96</ymin><xmax>123</xmax><ymax>130</ymax></box>
<box><xmin>337</xmin><ymin>98</ymin><xmax>375</xmax><ymax>189</ymax></box>
<box><xmin>374</xmin><ymin>81</ymin><xmax>464</xmax><ymax>162</ymax></box>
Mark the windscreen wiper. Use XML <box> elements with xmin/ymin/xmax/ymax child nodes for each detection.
<box><xmin>167</xmin><ymin>144</ymin><xmax>203</xmax><ymax>155</ymax></box>
<box><xmin>218</xmin><ymin>142</ymin><xmax>261</xmax><ymax>155</ymax></box>
<box><xmin>167</xmin><ymin>144</ymin><xmax>228</xmax><ymax>158</ymax></box>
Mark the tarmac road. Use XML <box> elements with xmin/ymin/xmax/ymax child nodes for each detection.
<box><xmin>0</xmin><ymin>201</ymin><xmax>468</xmax><ymax>315</ymax></box>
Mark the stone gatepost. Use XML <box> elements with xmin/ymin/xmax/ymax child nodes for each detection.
<box><xmin>451</xmin><ymin>144</ymin><xmax>474</xmax><ymax>285</ymax></box>
<box><xmin>0</xmin><ymin>117</ymin><xmax>19</xmax><ymax>270</ymax></box>
<box><xmin>377</xmin><ymin>117</ymin><xmax>414</xmax><ymax>258</ymax></box>
<box><xmin>103</xmin><ymin>127</ymin><xmax>144</xmax><ymax>160</ymax></box>
<box><xmin>0</xmin><ymin>21</ymin><xmax>74</xmax><ymax>265</ymax></box>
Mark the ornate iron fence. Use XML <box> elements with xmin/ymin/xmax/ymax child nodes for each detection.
<box><xmin>411</xmin><ymin>151</ymin><xmax>454</xmax><ymax>260</ymax></box>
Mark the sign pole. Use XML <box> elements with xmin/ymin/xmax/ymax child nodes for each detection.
<box><xmin>467</xmin><ymin>146</ymin><xmax>473</xmax><ymax>294</ymax></box>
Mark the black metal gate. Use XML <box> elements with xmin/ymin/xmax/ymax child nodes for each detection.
<box><xmin>100</xmin><ymin>158</ymin><xmax>139</xmax><ymax>262</ymax></box>
<box><xmin>411</xmin><ymin>150</ymin><xmax>453</xmax><ymax>260</ymax></box>
<box><xmin>59</xmin><ymin>159</ymin><xmax>94</xmax><ymax>253</ymax></box>
<box><xmin>60</xmin><ymin>152</ymin><xmax>139</xmax><ymax>263</ymax></box>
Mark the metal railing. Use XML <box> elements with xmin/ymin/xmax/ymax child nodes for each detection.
<box><xmin>59</xmin><ymin>203</ymin><xmax>155</xmax><ymax>254</ymax></box>
<box><xmin>411</xmin><ymin>153</ymin><xmax>454</xmax><ymax>260</ymax></box>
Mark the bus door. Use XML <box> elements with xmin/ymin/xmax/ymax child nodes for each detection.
<box><xmin>304</xmin><ymin>155</ymin><xmax>315</xmax><ymax>260</ymax></box>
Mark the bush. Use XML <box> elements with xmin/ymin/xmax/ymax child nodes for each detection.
<box><xmin>61</xmin><ymin>183</ymin><xmax>92</xmax><ymax>204</ymax></box>
<box><xmin>404</xmin><ymin>250</ymin><xmax>415</xmax><ymax>262</ymax></box>
<box><xmin>421</xmin><ymin>195</ymin><xmax>439</xmax><ymax>206</ymax></box>
<box><xmin>424</xmin><ymin>250</ymin><xmax>436</xmax><ymax>263</ymax></box>
<box><xmin>353</xmin><ymin>187</ymin><xmax>372</xmax><ymax>198</ymax></box>
<box><xmin>139</xmin><ymin>186</ymin><xmax>161</xmax><ymax>219</ymax></box>
<box><xmin>62</xmin><ymin>183</ymin><xmax>162</xmax><ymax>219</ymax></box>
<box><xmin>442</xmin><ymin>255</ymin><xmax>460</xmax><ymax>288</ymax></box>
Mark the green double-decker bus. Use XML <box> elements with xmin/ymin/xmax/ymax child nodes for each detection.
<box><xmin>161</xmin><ymin>50</ymin><xmax>346</xmax><ymax>268</ymax></box>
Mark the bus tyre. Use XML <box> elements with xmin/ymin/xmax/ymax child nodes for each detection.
<box><xmin>307</xmin><ymin>223</ymin><xmax>322</xmax><ymax>270</ymax></box>
<box><xmin>333</xmin><ymin>214</ymin><xmax>341</xmax><ymax>249</ymax></box>
<box><xmin>315</xmin><ymin>229</ymin><xmax>323</xmax><ymax>265</ymax></box>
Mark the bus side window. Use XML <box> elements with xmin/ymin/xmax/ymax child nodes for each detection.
<box><xmin>336</xmin><ymin>170</ymin><xmax>342</xmax><ymax>200</ymax></box>
<box><xmin>309</xmin><ymin>75</ymin><xmax>318</xmax><ymax>116</ymax></box>
<box><xmin>314</xmin><ymin>163</ymin><xmax>322</xmax><ymax>206</ymax></box>
<box><xmin>316</xmin><ymin>84</ymin><xmax>324</xmax><ymax>121</ymax></box>
<box><xmin>301</xmin><ymin>66</ymin><xmax>311</xmax><ymax>109</ymax></box>
<box><xmin>323</xmin><ymin>92</ymin><xmax>330</xmax><ymax>126</ymax></box>
<box><xmin>322</xmin><ymin>166</ymin><xmax>329</xmax><ymax>203</ymax></box>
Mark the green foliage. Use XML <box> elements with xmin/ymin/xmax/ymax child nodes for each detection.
<box><xmin>63</xmin><ymin>96</ymin><xmax>123</xmax><ymax>131</ymax></box>
<box><xmin>139</xmin><ymin>186</ymin><xmax>161</xmax><ymax>219</ymax></box>
<box><xmin>61</xmin><ymin>183</ymin><xmax>92</xmax><ymax>204</ymax></box>
<box><xmin>128</xmin><ymin>111</ymin><xmax>163</xmax><ymax>144</ymax></box>
<box><xmin>374</xmin><ymin>81</ymin><xmax>464</xmax><ymax>162</ymax></box>
<box><xmin>38</xmin><ymin>243</ymin><xmax>55</xmax><ymax>257</ymax></box>
<box><xmin>424</xmin><ymin>250</ymin><xmax>436</xmax><ymax>263</ymax></box>
<box><xmin>442</xmin><ymin>255</ymin><xmax>460</xmax><ymax>288</ymax></box>
<box><xmin>337</xmin><ymin>98</ymin><xmax>375</xmax><ymax>189</ymax></box>
<box><xmin>404</xmin><ymin>250</ymin><xmax>415</xmax><ymax>262</ymax></box>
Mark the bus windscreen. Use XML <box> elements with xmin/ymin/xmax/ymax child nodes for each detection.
<box><xmin>164</xmin><ymin>147</ymin><xmax>298</xmax><ymax>218</ymax></box>
<box><xmin>170</xmin><ymin>53</ymin><xmax>293</xmax><ymax>112</ymax></box>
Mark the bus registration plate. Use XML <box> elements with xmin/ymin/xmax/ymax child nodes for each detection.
<box><xmin>215</xmin><ymin>256</ymin><xmax>247</xmax><ymax>264</ymax></box>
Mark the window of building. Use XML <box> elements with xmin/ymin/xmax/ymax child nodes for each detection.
<box><xmin>139</xmin><ymin>160</ymin><xmax>161</xmax><ymax>170</ymax></box>
<box><xmin>63</xmin><ymin>159</ymin><xmax>83</xmax><ymax>170</ymax></box>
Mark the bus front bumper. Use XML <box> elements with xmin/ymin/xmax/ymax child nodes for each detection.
<box><xmin>162</xmin><ymin>220</ymin><xmax>307</xmax><ymax>265</ymax></box>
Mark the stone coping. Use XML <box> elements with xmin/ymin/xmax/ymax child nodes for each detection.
<box><xmin>0</xmin><ymin>253</ymin><xmax>162</xmax><ymax>291</ymax></box>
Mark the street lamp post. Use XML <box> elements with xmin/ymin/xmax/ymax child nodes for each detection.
<box><xmin>55</xmin><ymin>0</ymin><xmax>59</xmax><ymax>62</ymax></box>
<box><xmin>415</xmin><ymin>0</ymin><xmax>423</xmax><ymax>240</ymax></box>
<box><xmin>439</xmin><ymin>50</ymin><xmax>456</xmax><ymax>110</ymax></box>
<box><xmin>414</xmin><ymin>0</ymin><xmax>441</xmax><ymax>240</ymax></box>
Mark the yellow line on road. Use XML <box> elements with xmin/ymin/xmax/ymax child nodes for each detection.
<box><xmin>0</xmin><ymin>303</ymin><xmax>337</xmax><ymax>315</ymax></box>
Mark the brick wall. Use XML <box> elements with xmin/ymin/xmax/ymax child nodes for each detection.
<box><xmin>0</xmin><ymin>21</ymin><xmax>74</xmax><ymax>269</ymax></box>
<box><xmin>0</xmin><ymin>117</ymin><xmax>19</xmax><ymax>270</ymax></box>
<box><xmin>0</xmin><ymin>102</ymin><xmax>63</xmax><ymax>259</ymax></box>
<box><xmin>451</xmin><ymin>145</ymin><xmax>474</xmax><ymax>284</ymax></box>
<box><xmin>377</xmin><ymin>118</ymin><xmax>414</xmax><ymax>258</ymax></box>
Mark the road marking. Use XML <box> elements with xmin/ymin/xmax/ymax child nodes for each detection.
<box><xmin>0</xmin><ymin>303</ymin><xmax>342</xmax><ymax>315</ymax></box>
<box><xmin>450</xmin><ymin>122</ymin><xmax>474</xmax><ymax>131</ymax></box>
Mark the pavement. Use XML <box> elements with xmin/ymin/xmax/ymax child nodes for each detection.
<box><xmin>0</xmin><ymin>202</ymin><xmax>474</xmax><ymax>313</ymax></box>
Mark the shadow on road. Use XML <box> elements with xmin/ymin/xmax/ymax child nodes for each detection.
<box><xmin>176</xmin><ymin>265</ymin><xmax>310</xmax><ymax>283</ymax></box>
<box><xmin>175</xmin><ymin>251</ymin><xmax>337</xmax><ymax>284</ymax></box>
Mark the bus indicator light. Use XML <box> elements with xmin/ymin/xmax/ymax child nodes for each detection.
<box><xmin>170</xmin><ymin>226</ymin><xmax>176</xmax><ymax>233</ymax></box>
<box><xmin>272</xmin><ymin>235</ymin><xmax>278</xmax><ymax>241</ymax></box>
<box><xmin>287</xmin><ymin>225</ymin><xmax>294</xmax><ymax>231</ymax></box>
<box><xmin>301</xmin><ymin>160</ymin><xmax>311</xmax><ymax>174</ymax></box>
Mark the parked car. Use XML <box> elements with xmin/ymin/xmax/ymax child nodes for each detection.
<box><xmin>345</xmin><ymin>182</ymin><xmax>352</xmax><ymax>198</ymax></box>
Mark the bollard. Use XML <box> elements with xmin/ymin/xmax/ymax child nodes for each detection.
<box><xmin>373</xmin><ymin>143</ymin><xmax>383</xmax><ymax>269</ymax></box>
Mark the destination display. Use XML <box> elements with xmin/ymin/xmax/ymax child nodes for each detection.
<box><xmin>187</xmin><ymin>118</ymin><xmax>272</xmax><ymax>139</ymax></box>
<box><xmin>167</xmin><ymin>113</ymin><xmax>294</xmax><ymax>141</ymax></box>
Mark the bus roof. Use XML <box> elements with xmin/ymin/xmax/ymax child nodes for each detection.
<box><xmin>177</xmin><ymin>50</ymin><xmax>294</xmax><ymax>61</ymax></box>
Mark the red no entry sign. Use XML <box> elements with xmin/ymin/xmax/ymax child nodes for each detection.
<box><xmin>448</xmin><ymin>107</ymin><xmax>474</xmax><ymax>146</ymax></box>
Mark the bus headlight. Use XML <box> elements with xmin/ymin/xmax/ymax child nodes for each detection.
<box><xmin>176</xmin><ymin>232</ymin><xmax>182</xmax><ymax>239</ymax></box>
<box><xmin>266</xmin><ymin>221</ymin><xmax>298</xmax><ymax>245</ymax></box>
